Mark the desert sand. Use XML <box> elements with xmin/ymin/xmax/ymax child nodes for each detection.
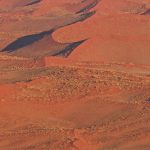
<box><xmin>0</xmin><ymin>0</ymin><xmax>150</xmax><ymax>150</ymax></box>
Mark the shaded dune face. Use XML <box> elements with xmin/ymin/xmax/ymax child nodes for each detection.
<box><xmin>1</xmin><ymin>29</ymin><xmax>86</xmax><ymax>58</ymax></box>
<box><xmin>0</xmin><ymin>0</ymin><xmax>42</xmax><ymax>9</ymax></box>
<box><xmin>53</xmin><ymin>0</ymin><xmax>150</xmax><ymax>65</ymax></box>
<box><xmin>0</xmin><ymin>0</ymin><xmax>99</xmax><ymax>58</ymax></box>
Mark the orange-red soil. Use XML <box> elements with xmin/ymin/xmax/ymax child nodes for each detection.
<box><xmin>0</xmin><ymin>0</ymin><xmax>150</xmax><ymax>150</ymax></box>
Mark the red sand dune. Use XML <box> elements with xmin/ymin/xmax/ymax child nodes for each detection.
<box><xmin>0</xmin><ymin>0</ymin><xmax>150</xmax><ymax>150</ymax></box>
<box><xmin>53</xmin><ymin>0</ymin><xmax>150</xmax><ymax>65</ymax></box>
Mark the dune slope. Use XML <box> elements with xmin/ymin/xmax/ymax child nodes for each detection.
<box><xmin>53</xmin><ymin>0</ymin><xmax>150</xmax><ymax>65</ymax></box>
<box><xmin>0</xmin><ymin>1</ymin><xmax>150</xmax><ymax>150</ymax></box>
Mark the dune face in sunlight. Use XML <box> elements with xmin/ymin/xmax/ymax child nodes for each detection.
<box><xmin>0</xmin><ymin>0</ymin><xmax>97</xmax><ymax>58</ymax></box>
<box><xmin>0</xmin><ymin>1</ymin><xmax>150</xmax><ymax>150</ymax></box>
<box><xmin>53</xmin><ymin>0</ymin><xmax>150</xmax><ymax>65</ymax></box>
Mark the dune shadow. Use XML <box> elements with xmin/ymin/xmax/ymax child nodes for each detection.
<box><xmin>52</xmin><ymin>39</ymin><xmax>87</xmax><ymax>57</ymax></box>
<box><xmin>1</xmin><ymin>30</ymin><xmax>53</xmax><ymax>53</ymax></box>
<box><xmin>25</xmin><ymin>0</ymin><xmax>41</xmax><ymax>6</ymax></box>
<box><xmin>145</xmin><ymin>97</ymin><xmax>150</xmax><ymax>102</ymax></box>
<box><xmin>141</xmin><ymin>9</ymin><xmax>150</xmax><ymax>15</ymax></box>
<box><xmin>77</xmin><ymin>0</ymin><xmax>100</xmax><ymax>14</ymax></box>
